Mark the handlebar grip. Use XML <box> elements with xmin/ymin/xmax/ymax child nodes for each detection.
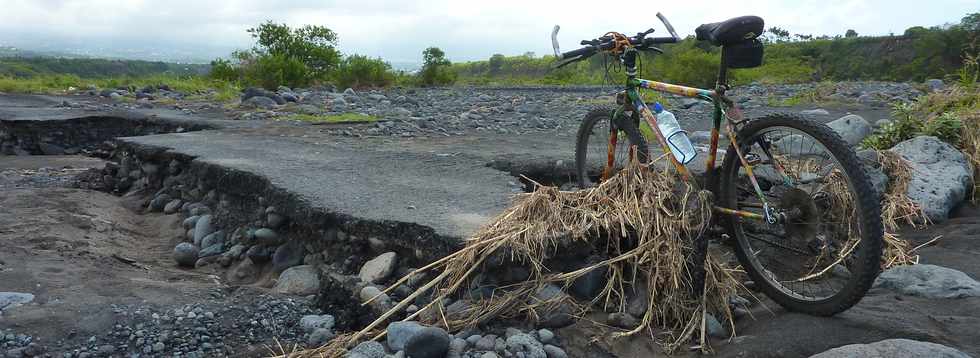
<box><xmin>645</xmin><ymin>37</ymin><xmax>679</xmax><ymax>45</ymax></box>
<box><xmin>560</xmin><ymin>46</ymin><xmax>597</xmax><ymax>60</ymax></box>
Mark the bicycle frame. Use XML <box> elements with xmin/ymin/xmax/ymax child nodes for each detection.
<box><xmin>613</xmin><ymin>75</ymin><xmax>775</xmax><ymax>223</ymax></box>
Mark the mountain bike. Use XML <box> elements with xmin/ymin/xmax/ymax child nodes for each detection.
<box><xmin>553</xmin><ymin>14</ymin><xmax>883</xmax><ymax>316</ymax></box>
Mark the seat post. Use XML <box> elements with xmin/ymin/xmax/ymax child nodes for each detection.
<box><xmin>716</xmin><ymin>48</ymin><xmax>730</xmax><ymax>93</ymax></box>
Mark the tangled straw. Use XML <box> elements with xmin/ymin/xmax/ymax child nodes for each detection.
<box><xmin>293</xmin><ymin>157</ymin><xmax>742</xmax><ymax>357</ymax></box>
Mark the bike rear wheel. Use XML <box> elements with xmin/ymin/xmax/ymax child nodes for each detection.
<box><xmin>719</xmin><ymin>114</ymin><xmax>883</xmax><ymax>316</ymax></box>
<box><xmin>575</xmin><ymin>106</ymin><xmax>648</xmax><ymax>189</ymax></box>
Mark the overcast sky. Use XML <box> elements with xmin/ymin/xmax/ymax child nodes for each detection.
<box><xmin>0</xmin><ymin>0</ymin><xmax>975</xmax><ymax>64</ymax></box>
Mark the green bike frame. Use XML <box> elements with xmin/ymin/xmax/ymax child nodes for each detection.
<box><xmin>611</xmin><ymin>51</ymin><xmax>787</xmax><ymax>223</ymax></box>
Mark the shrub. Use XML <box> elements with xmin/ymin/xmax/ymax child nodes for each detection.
<box><xmin>419</xmin><ymin>47</ymin><xmax>456</xmax><ymax>86</ymax></box>
<box><xmin>209</xmin><ymin>58</ymin><xmax>239</xmax><ymax>82</ymax></box>
<box><xmin>334</xmin><ymin>55</ymin><xmax>394</xmax><ymax>89</ymax></box>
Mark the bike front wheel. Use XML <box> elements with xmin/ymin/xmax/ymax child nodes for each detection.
<box><xmin>575</xmin><ymin>106</ymin><xmax>648</xmax><ymax>189</ymax></box>
<box><xmin>719</xmin><ymin>114</ymin><xmax>883</xmax><ymax>316</ymax></box>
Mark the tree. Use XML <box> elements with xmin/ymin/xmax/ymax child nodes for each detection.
<box><xmin>488</xmin><ymin>54</ymin><xmax>505</xmax><ymax>74</ymax></box>
<box><xmin>247</xmin><ymin>21</ymin><xmax>341</xmax><ymax>78</ymax></box>
<box><xmin>766</xmin><ymin>27</ymin><xmax>791</xmax><ymax>43</ymax></box>
<box><xmin>419</xmin><ymin>47</ymin><xmax>455</xmax><ymax>86</ymax></box>
<box><xmin>845</xmin><ymin>29</ymin><xmax>858</xmax><ymax>38</ymax></box>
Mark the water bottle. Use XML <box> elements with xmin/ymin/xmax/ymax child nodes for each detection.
<box><xmin>653</xmin><ymin>102</ymin><xmax>697</xmax><ymax>164</ymax></box>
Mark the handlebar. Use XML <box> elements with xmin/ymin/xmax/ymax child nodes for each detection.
<box><xmin>552</xmin><ymin>12</ymin><xmax>681</xmax><ymax>64</ymax></box>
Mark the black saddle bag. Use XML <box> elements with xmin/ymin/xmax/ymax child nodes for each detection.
<box><xmin>723</xmin><ymin>39</ymin><xmax>764</xmax><ymax>69</ymax></box>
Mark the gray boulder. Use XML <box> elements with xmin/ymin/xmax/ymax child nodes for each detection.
<box><xmin>242</xmin><ymin>87</ymin><xmax>286</xmax><ymax>104</ymax></box>
<box><xmin>300</xmin><ymin>314</ymin><xmax>336</xmax><ymax>332</ymax></box>
<box><xmin>200</xmin><ymin>230</ymin><xmax>225</xmax><ymax>251</ymax></box>
<box><xmin>873</xmin><ymin>264</ymin><xmax>980</xmax><ymax>299</ymax></box>
<box><xmin>193</xmin><ymin>215</ymin><xmax>215</xmax><ymax>246</ymax></box>
<box><xmin>173</xmin><ymin>243</ymin><xmax>199</xmax><ymax>267</ymax></box>
<box><xmin>359</xmin><ymin>252</ymin><xmax>397</xmax><ymax>284</ymax></box>
<box><xmin>531</xmin><ymin>284</ymin><xmax>576</xmax><ymax>328</ymax></box>
<box><xmin>272</xmin><ymin>241</ymin><xmax>305</xmax><ymax>273</ymax></box>
<box><xmin>163</xmin><ymin>199</ymin><xmax>182</xmax><ymax>214</ymax></box>
<box><xmin>543</xmin><ymin>344</ymin><xmax>568</xmax><ymax>358</ymax></box>
<box><xmin>348</xmin><ymin>341</ymin><xmax>385</xmax><ymax>358</ymax></box>
<box><xmin>387</xmin><ymin>321</ymin><xmax>425</xmax><ymax>351</ymax></box>
<box><xmin>800</xmin><ymin>108</ymin><xmax>830</xmax><ymax>117</ymax></box>
<box><xmin>890</xmin><ymin>136</ymin><xmax>973</xmax><ymax>223</ymax></box>
<box><xmin>506</xmin><ymin>333</ymin><xmax>546</xmax><ymax>358</ymax></box>
<box><xmin>242</xmin><ymin>96</ymin><xmax>278</xmax><ymax>109</ymax></box>
<box><xmin>273</xmin><ymin>265</ymin><xmax>320</xmax><ymax>295</ymax></box>
<box><xmin>809</xmin><ymin>339</ymin><xmax>969</xmax><ymax>358</ymax></box>
<box><xmin>826</xmin><ymin>114</ymin><xmax>872</xmax><ymax>146</ymax></box>
<box><xmin>404</xmin><ymin>326</ymin><xmax>451</xmax><ymax>358</ymax></box>
<box><xmin>253</xmin><ymin>228</ymin><xmax>282</xmax><ymax>246</ymax></box>
<box><xmin>307</xmin><ymin>328</ymin><xmax>334</xmax><ymax>347</ymax></box>
<box><xmin>854</xmin><ymin>149</ymin><xmax>889</xmax><ymax>199</ymax></box>
<box><xmin>925</xmin><ymin>79</ymin><xmax>946</xmax><ymax>92</ymax></box>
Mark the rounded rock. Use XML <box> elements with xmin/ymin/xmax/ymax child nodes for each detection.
<box><xmin>173</xmin><ymin>243</ymin><xmax>199</xmax><ymax>267</ymax></box>
<box><xmin>405</xmin><ymin>326</ymin><xmax>451</xmax><ymax>358</ymax></box>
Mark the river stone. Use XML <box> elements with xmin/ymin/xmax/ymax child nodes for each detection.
<box><xmin>149</xmin><ymin>194</ymin><xmax>170</xmax><ymax>212</ymax></box>
<box><xmin>359</xmin><ymin>252</ymin><xmax>397</xmax><ymax>284</ymax></box>
<box><xmin>531</xmin><ymin>284</ymin><xmax>575</xmax><ymax>328</ymax></box>
<box><xmin>387</xmin><ymin>321</ymin><xmax>425</xmax><ymax>351</ymax></box>
<box><xmin>246</xmin><ymin>245</ymin><xmax>274</xmax><ymax>263</ymax></box>
<box><xmin>925</xmin><ymin>79</ymin><xmax>946</xmax><ymax>92</ymax></box>
<box><xmin>273</xmin><ymin>265</ymin><xmax>320</xmax><ymax>295</ymax></box>
<box><xmin>348</xmin><ymin>341</ymin><xmax>385</xmax><ymax>358</ymax></box>
<box><xmin>854</xmin><ymin>149</ymin><xmax>889</xmax><ymax>199</ymax></box>
<box><xmin>826</xmin><ymin>114</ymin><xmax>872</xmax><ymax>146</ymax></box>
<box><xmin>163</xmin><ymin>199</ymin><xmax>182</xmax><ymax>214</ymax></box>
<box><xmin>800</xmin><ymin>108</ymin><xmax>830</xmax><ymax>116</ymax></box>
<box><xmin>307</xmin><ymin>328</ymin><xmax>334</xmax><ymax>347</ymax></box>
<box><xmin>0</xmin><ymin>292</ymin><xmax>34</xmax><ymax>311</ymax></box>
<box><xmin>809</xmin><ymin>338</ymin><xmax>969</xmax><ymax>358</ymax></box>
<box><xmin>506</xmin><ymin>333</ymin><xmax>546</xmax><ymax>358</ymax></box>
<box><xmin>242</xmin><ymin>96</ymin><xmax>278</xmax><ymax>109</ymax></box>
<box><xmin>267</xmin><ymin>212</ymin><xmax>287</xmax><ymax>229</ymax></box>
<box><xmin>890</xmin><ymin>136</ymin><xmax>973</xmax><ymax>223</ymax></box>
<box><xmin>182</xmin><ymin>215</ymin><xmax>200</xmax><ymax>230</ymax></box>
<box><xmin>543</xmin><ymin>344</ymin><xmax>568</xmax><ymax>358</ymax></box>
<box><xmin>272</xmin><ymin>241</ymin><xmax>305</xmax><ymax>273</ymax></box>
<box><xmin>873</xmin><ymin>264</ymin><xmax>980</xmax><ymax>299</ymax></box>
<box><xmin>705</xmin><ymin>313</ymin><xmax>727</xmax><ymax>338</ymax></box>
<box><xmin>300</xmin><ymin>315</ymin><xmax>336</xmax><ymax>332</ymax></box>
<box><xmin>173</xmin><ymin>243</ymin><xmax>199</xmax><ymax>267</ymax></box>
<box><xmin>404</xmin><ymin>326</ymin><xmax>451</xmax><ymax>358</ymax></box>
<box><xmin>253</xmin><ymin>228</ymin><xmax>281</xmax><ymax>245</ymax></box>
<box><xmin>200</xmin><ymin>230</ymin><xmax>225</xmax><ymax>251</ymax></box>
<box><xmin>193</xmin><ymin>215</ymin><xmax>215</xmax><ymax>246</ymax></box>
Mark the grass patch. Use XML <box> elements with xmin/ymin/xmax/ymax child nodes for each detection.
<box><xmin>284</xmin><ymin>113</ymin><xmax>378</xmax><ymax>123</ymax></box>
<box><xmin>0</xmin><ymin>73</ymin><xmax>241</xmax><ymax>103</ymax></box>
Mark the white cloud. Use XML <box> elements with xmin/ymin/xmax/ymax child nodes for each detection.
<box><xmin>0</xmin><ymin>0</ymin><xmax>975</xmax><ymax>62</ymax></box>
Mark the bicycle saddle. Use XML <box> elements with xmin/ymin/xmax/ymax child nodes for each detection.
<box><xmin>695</xmin><ymin>16</ymin><xmax>764</xmax><ymax>46</ymax></box>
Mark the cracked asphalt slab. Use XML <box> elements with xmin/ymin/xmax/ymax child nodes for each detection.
<box><xmin>0</xmin><ymin>92</ymin><xmax>890</xmax><ymax>241</ymax></box>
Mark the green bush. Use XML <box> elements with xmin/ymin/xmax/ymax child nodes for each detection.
<box><xmin>861</xmin><ymin>101</ymin><xmax>964</xmax><ymax>149</ymax></box>
<box><xmin>334</xmin><ymin>55</ymin><xmax>394</xmax><ymax>89</ymax></box>
<box><xmin>419</xmin><ymin>47</ymin><xmax>456</xmax><ymax>86</ymax></box>
<box><xmin>209</xmin><ymin>58</ymin><xmax>239</xmax><ymax>82</ymax></box>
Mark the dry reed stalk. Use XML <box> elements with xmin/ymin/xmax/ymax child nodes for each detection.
<box><xmin>292</xmin><ymin>157</ymin><xmax>738</xmax><ymax>357</ymax></box>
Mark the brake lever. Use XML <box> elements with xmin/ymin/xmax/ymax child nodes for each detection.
<box><xmin>553</xmin><ymin>56</ymin><xmax>582</xmax><ymax>69</ymax></box>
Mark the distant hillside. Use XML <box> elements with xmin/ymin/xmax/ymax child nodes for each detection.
<box><xmin>453</xmin><ymin>13</ymin><xmax>979</xmax><ymax>87</ymax></box>
<box><xmin>0</xmin><ymin>56</ymin><xmax>209</xmax><ymax>78</ymax></box>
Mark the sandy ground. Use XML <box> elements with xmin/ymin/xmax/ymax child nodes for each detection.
<box><xmin>0</xmin><ymin>157</ymin><xmax>220</xmax><ymax>344</ymax></box>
